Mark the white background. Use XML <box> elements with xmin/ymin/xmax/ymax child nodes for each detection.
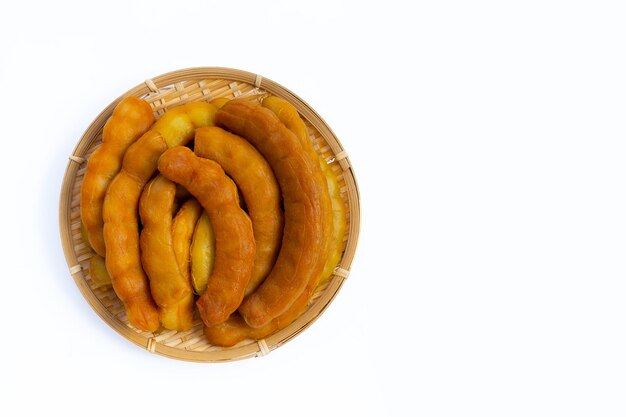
<box><xmin>1</xmin><ymin>0</ymin><xmax>625</xmax><ymax>416</ymax></box>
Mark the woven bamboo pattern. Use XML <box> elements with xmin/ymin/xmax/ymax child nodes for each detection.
<box><xmin>59</xmin><ymin>67</ymin><xmax>360</xmax><ymax>362</ymax></box>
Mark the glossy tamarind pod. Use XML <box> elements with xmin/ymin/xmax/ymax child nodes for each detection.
<box><xmin>81</xmin><ymin>97</ymin><xmax>155</xmax><ymax>256</ymax></box>
<box><xmin>172</xmin><ymin>198</ymin><xmax>203</xmax><ymax>287</ymax></box>
<box><xmin>216</xmin><ymin>100</ymin><xmax>330</xmax><ymax>328</ymax></box>
<box><xmin>158</xmin><ymin>146</ymin><xmax>255</xmax><ymax>327</ymax></box>
<box><xmin>262</xmin><ymin>95</ymin><xmax>345</xmax><ymax>284</ymax></box>
<box><xmin>139</xmin><ymin>175</ymin><xmax>194</xmax><ymax>331</ymax></box>
<box><xmin>194</xmin><ymin>126</ymin><xmax>283</xmax><ymax>295</ymax></box>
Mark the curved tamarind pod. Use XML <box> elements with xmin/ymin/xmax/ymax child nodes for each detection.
<box><xmin>194</xmin><ymin>126</ymin><xmax>283</xmax><ymax>295</ymax></box>
<box><xmin>204</xmin><ymin>181</ymin><xmax>344</xmax><ymax>344</ymax></box>
<box><xmin>261</xmin><ymin>96</ymin><xmax>310</xmax><ymax>152</ymax></box>
<box><xmin>139</xmin><ymin>178</ymin><xmax>178</xmax><ymax>302</ymax></box>
<box><xmin>103</xmin><ymin>131</ymin><xmax>163</xmax><ymax>331</ymax></box>
<box><xmin>158</xmin><ymin>146</ymin><xmax>255</xmax><ymax>327</ymax></box>
<box><xmin>139</xmin><ymin>175</ymin><xmax>194</xmax><ymax>331</ymax></box>
<box><xmin>103</xmin><ymin>102</ymin><xmax>217</xmax><ymax>332</ymax></box>
<box><xmin>153</xmin><ymin>102</ymin><xmax>216</xmax><ymax>147</ymax></box>
<box><xmin>205</xmin><ymin>199</ymin><xmax>344</xmax><ymax>345</ymax></box>
<box><xmin>172</xmin><ymin>198</ymin><xmax>203</xmax><ymax>287</ymax></box>
<box><xmin>190</xmin><ymin>212</ymin><xmax>215</xmax><ymax>295</ymax></box>
<box><xmin>81</xmin><ymin>97</ymin><xmax>155</xmax><ymax>256</ymax></box>
<box><xmin>262</xmin><ymin>95</ymin><xmax>345</xmax><ymax>284</ymax></box>
<box><xmin>162</xmin><ymin>197</ymin><xmax>199</xmax><ymax>331</ymax></box>
<box><xmin>216</xmin><ymin>100</ymin><xmax>331</xmax><ymax>328</ymax></box>
<box><xmin>210</xmin><ymin>97</ymin><xmax>230</xmax><ymax>109</ymax></box>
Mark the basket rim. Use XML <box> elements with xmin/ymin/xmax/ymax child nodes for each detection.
<box><xmin>59</xmin><ymin>66</ymin><xmax>360</xmax><ymax>362</ymax></box>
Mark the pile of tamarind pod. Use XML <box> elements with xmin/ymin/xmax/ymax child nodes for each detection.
<box><xmin>80</xmin><ymin>94</ymin><xmax>346</xmax><ymax>347</ymax></box>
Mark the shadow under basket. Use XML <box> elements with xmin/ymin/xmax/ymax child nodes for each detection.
<box><xmin>58</xmin><ymin>67</ymin><xmax>360</xmax><ymax>362</ymax></box>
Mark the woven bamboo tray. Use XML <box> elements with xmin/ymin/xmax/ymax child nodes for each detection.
<box><xmin>59</xmin><ymin>67</ymin><xmax>360</xmax><ymax>362</ymax></box>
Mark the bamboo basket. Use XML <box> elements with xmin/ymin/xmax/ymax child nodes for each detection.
<box><xmin>59</xmin><ymin>67</ymin><xmax>360</xmax><ymax>362</ymax></box>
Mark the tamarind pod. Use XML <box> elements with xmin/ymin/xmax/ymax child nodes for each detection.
<box><xmin>158</xmin><ymin>146</ymin><xmax>256</xmax><ymax>327</ymax></box>
<box><xmin>194</xmin><ymin>126</ymin><xmax>283</xmax><ymax>295</ymax></box>
<box><xmin>103</xmin><ymin>131</ymin><xmax>163</xmax><ymax>332</ymax></box>
<box><xmin>190</xmin><ymin>211</ymin><xmax>216</xmax><ymax>295</ymax></box>
<box><xmin>172</xmin><ymin>198</ymin><xmax>203</xmax><ymax>287</ymax></box>
<box><xmin>81</xmin><ymin>97</ymin><xmax>155</xmax><ymax>256</ymax></box>
<box><xmin>139</xmin><ymin>175</ymin><xmax>194</xmax><ymax>331</ymax></box>
<box><xmin>139</xmin><ymin>175</ymin><xmax>186</xmax><ymax>305</ymax></box>
<box><xmin>216</xmin><ymin>100</ymin><xmax>330</xmax><ymax>328</ymax></box>
<box><xmin>262</xmin><ymin>95</ymin><xmax>345</xmax><ymax>284</ymax></box>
